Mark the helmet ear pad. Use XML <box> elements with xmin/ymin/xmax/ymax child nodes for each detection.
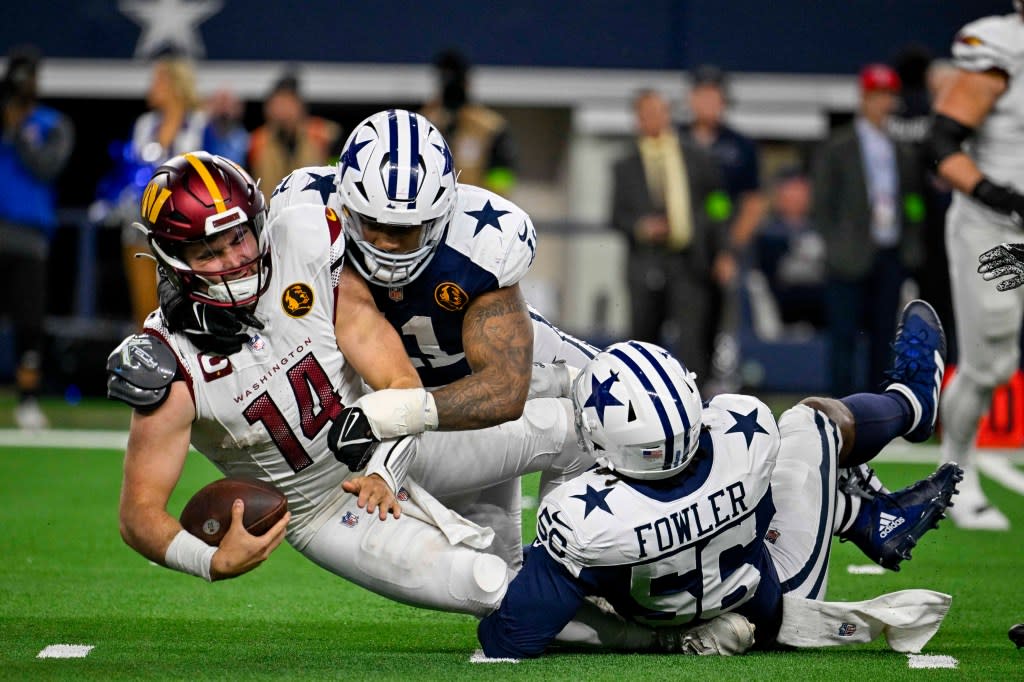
<box><xmin>336</xmin><ymin>109</ymin><xmax>457</xmax><ymax>287</ymax></box>
<box><xmin>573</xmin><ymin>341</ymin><xmax>703</xmax><ymax>481</ymax></box>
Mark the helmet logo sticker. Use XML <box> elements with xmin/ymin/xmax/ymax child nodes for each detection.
<box><xmin>389</xmin><ymin>287</ymin><xmax>404</xmax><ymax>302</ymax></box>
<box><xmin>282</xmin><ymin>283</ymin><xmax>315</xmax><ymax>318</ymax></box>
<box><xmin>434</xmin><ymin>282</ymin><xmax>468</xmax><ymax>312</ymax></box>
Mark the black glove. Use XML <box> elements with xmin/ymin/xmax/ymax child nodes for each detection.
<box><xmin>971</xmin><ymin>179</ymin><xmax>1024</xmax><ymax>226</ymax></box>
<box><xmin>978</xmin><ymin>243</ymin><xmax>1024</xmax><ymax>291</ymax></box>
<box><xmin>327</xmin><ymin>406</ymin><xmax>381</xmax><ymax>471</ymax></box>
<box><xmin>157</xmin><ymin>272</ymin><xmax>263</xmax><ymax>355</ymax></box>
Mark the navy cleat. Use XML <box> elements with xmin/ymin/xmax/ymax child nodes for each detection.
<box><xmin>1010</xmin><ymin>623</ymin><xmax>1024</xmax><ymax>648</ymax></box>
<box><xmin>884</xmin><ymin>299</ymin><xmax>947</xmax><ymax>443</ymax></box>
<box><xmin>839</xmin><ymin>462</ymin><xmax>963</xmax><ymax>571</ymax></box>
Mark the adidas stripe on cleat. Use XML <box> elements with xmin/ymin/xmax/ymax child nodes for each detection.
<box><xmin>839</xmin><ymin>462</ymin><xmax>963</xmax><ymax>571</ymax></box>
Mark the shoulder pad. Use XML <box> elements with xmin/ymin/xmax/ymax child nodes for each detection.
<box><xmin>106</xmin><ymin>333</ymin><xmax>178</xmax><ymax>410</ymax></box>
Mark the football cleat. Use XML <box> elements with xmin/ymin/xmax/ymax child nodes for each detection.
<box><xmin>947</xmin><ymin>466</ymin><xmax>1010</xmax><ymax>531</ymax></box>
<box><xmin>884</xmin><ymin>299</ymin><xmax>946</xmax><ymax>443</ymax></box>
<box><xmin>655</xmin><ymin>612</ymin><xmax>756</xmax><ymax>656</ymax></box>
<box><xmin>1010</xmin><ymin>623</ymin><xmax>1024</xmax><ymax>648</ymax></box>
<box><xmin>839</xmin><ymin>462</ymin><xmax>963</xmax><ymax>571</ymax></box>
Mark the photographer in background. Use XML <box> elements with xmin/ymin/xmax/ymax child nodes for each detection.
<box><xmin>0</xmin><ymin>45</ymin><xmax>74</xmax><ymax>429</ymax></box>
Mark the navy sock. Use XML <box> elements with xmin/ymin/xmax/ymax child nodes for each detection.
<box><xmin>839</xmin><ymin>392</ymin><xmax>914</xmax><ymax>462</ymax></box>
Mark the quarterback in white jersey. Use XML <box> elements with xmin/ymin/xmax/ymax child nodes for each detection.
<box><xmin>109</xmin><ymin>152</ymin><xmax>590</xmax><ymax>618</ymax></box>
<box><xmin>480</xmin><ymin>306</ymin><xmax>961</xmax><ymax>658</ymax></box>
<box><xmin>928</xmin><ymin>2</ymin><xmax>1024</xmax><ymax>530</ymax></box>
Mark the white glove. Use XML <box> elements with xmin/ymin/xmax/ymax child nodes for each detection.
<box><xmin>356</xmin><ymin>388</ymin><xmax>439</xmax><ymax>439</ymax></box>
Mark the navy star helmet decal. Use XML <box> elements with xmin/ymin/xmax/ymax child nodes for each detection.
<box><xmin>432</xmin><ymin>142</ymin><xmax>454</xmax><ymax>176</ymax></box>
<box><xmin>725</xmin><ymin>407</ymin><xmax>769</xmax><ymax>447</ymax></box>
<box><xmin>339</xmin><ymin>138</ymin><xmax>371</xmax><ymax>182</ymax></box>
<box><xmin>271</xmin><ymin>174</ymin><xmax>291</xmax><ymax>199</ymax></box>
<box><xmin>584</xmin><ymin>370</ymin><xmax>623</xmax><ymax>423</ymax></box>
<box><xmin>302</xmin><ymin>172</ymin><xmax>336</xmax><ymax>205</ymax></box>
<box><xmin>570</xmin><ymin>484</ymin><xmax>614</xmax><ymax>518</ymax></box>
<box><xmin>466</xmin><ymin>200</ymin><xmax>510</xmax><ymax>236</ymax></box>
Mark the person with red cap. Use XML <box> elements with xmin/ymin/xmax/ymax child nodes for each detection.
<box><xmin>811</xmin><ymin>63</ymin><xmax>928</xmax><ymax>397</ymax></box>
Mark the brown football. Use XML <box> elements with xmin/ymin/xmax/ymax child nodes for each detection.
<box><xmin>179</xmin><ymin>477</ymin><xmax>288</xmax><ymax>546</ymax></box>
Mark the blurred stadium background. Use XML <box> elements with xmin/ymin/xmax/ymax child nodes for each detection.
<box><xmin>0</xmin><ymin>0</ymin><xmax>1008</xmax><ymax>399</ymax></box>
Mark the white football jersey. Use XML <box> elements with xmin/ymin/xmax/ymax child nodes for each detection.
<box><xmin>146</xmin><ymin>202</ymin><xmax>365</xmax><ymax>547</ymax></box>
<box><xmin>950</xmin><ymin>13</ymin><xmax>1024</xmax><ymax>224</ymax></box>
<box><xmin>534</xmin><ymin>393</ymin><xmax>780</xmax><ymax>625</ymax></box>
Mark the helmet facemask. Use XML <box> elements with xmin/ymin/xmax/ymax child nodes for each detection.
<box><xmin>150</xmin><ymin>209</ymin><xmax>271</xmax><ymax>309</ymax></box>
<box><xmin>336</xmin><ymin>109</ymin><xmax>458</xmax><ymax>288</ymax></box>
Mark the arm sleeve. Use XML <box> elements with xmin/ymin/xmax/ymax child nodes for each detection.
<box><xmin>477</xmin><ymin>545</ymin><xmax>588</xmax><ymax>659</ymax></box>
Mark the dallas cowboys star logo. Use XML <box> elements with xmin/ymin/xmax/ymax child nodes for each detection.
<box><xmin>339</xmin><ymin>138</ymin><xmax>371</xmax><ymax>182</ymax></box>
<box><xmin>725</xmin><ymin>408</ymin><xmax>769</xmax><ymax>447</ymax></box>
<box><xmin>571</xmin><ymin>485</ymin><xmax>614</xmax><ymax>518</ymax></box>
<box><xmin>466</xmin><ymin>200</ymin><xmax>510</xmax><ymax>236</ymax></box>
<box><xmin>119</xmin><ymin>0</ymin><xmax>223</xmax><ymax>58</ymax></box>
<box><xmin>302</xmin><ymin>172</ymin><xmax>336</xmax><ymax>205</ymax></box>
<box><xmin>432</xmin><ymin>142</ymin><xmax>454</xmax><ymax>176</ymax></box>
<box><xmin>584</xmin><ymin>371</ymin><xmax>623</xmax><ymax>423</ymax></box>
<box><xmin>271</xmin><ymin>175</ymin><xmax>290</xmax><ymax>199</ymax></box>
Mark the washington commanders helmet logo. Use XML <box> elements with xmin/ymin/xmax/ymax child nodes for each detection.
<box><xmin>434</xmin><ymin>282</ymin><xmax>468</xmax><ymax>311</ymax></box>
<box><xmin>282</xmin><ymin>283</ymin><xmax>315</xmax><ymax>317</ymax></box>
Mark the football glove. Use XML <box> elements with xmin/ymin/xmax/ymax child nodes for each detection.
<box><xmin>158</xmin><ymin>272</ymin><xmax>263</xmax><ymax>355</ymax></box>
<box><xmin>327</xmin><ymin>406</ymin><xmax>380</xmax><ymax>471</ymax></box>
<box><xmin>978</xmin><ymin>242</ymin><xmax>1024</xmax><ymax>291</ymax></box>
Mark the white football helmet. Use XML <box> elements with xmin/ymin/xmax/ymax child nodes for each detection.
<box><xmin>572</xmin><ymin>341</ymin><xmax>703</xmax><ymax>480</ymax></box>
<box><xmin>336</xmin><ymin>108</ymin><xmax>457</xmax><ymax>287</ymax></box>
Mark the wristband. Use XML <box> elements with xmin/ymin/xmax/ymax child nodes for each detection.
<box><xmin>164</xmin><ymin>529</ymin><xmax>217</xmax><ymax>581</ymax></box>
<box><xmin>971</xmin><ymin>178</ymin><xmax>1023</xmax><ymax>216</ymax></box>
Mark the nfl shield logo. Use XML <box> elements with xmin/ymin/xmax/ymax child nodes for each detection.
<box><xmin>838</xmin><ymin>623</ymin><xmax>857</xmax><ymax>637</ymax></box>
<box><xmin>389</xmin><ymin>287</ymin><xmax>404</xmax><ymax>302</ymax></box>
<box><xmin>341</xmin><ymin>511</ymin><xmax>359</xmax><ymax>528</ymax></box>
<box><xmin>248</xmin><ymin>335</ymin><xmax>265</xmax><ymax>352</ymax></box>
<box><xmin>397</xmin><ymin>487</ymin><xmax>410</xmax><ymax>502</ymax></box>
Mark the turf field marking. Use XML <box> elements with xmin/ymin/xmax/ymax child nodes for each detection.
<box><xmin>907</xmin><ymin>654</ymin><xmax>957</xmax><ymax>669</ymax></box>
<box><xmin>37</xmin><ymin>644</ymin><xmax>94</xmax><ymax>659</ymax></box>
<box><xmin>470</xmin><ymin>649</ymin><xmax>519</xmax><ymax>663</ymax></box>
<box><xmin>846</xmin><ymin>564</ymin><xmax>885</xmax><ymax>575</ymax></box>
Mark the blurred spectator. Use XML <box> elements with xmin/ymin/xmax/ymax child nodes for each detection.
<box><xmin>248</xmin><ymin>70</ymin><xmax>341</xmax><ymax>202</ymax></box>
<box><xmin>812</xmin><ymin>63</ymin><xmax>926</xmax><ymax>396</ymax></box>
<box><xmin>680</xmin><ymin>65</ymin><xmax>767</xmax><ymax>392</ymax></box>
<box><xmin>610</xmin><ymin>89</ymin><xmax>727</xmax><ymax>390</ymax></box>
<box><xmin>754</xmin><ymin>166</ymin><xmax>827</xmax><ymax>329</ymax></box>
<box><xmin>420</xmin><ymin>49</ymin><xmax>518</xmax><ymax>196</ymax></box>
<box><xmin>0</xmin><ymin>45</ymin><xmax>74</xmax><ymax>429</ymax></box>
<box><xmin>202</xmin><ymin>87</ymin><xmax>249</xmax><ymax>165</ymax></box>
<box><xmin>123</xmin><ymin>54</ymin><xmax>209</xmax><ymax>330</ymax></box>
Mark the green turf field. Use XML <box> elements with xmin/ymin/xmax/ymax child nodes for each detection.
<box><xmin>1</xmin><ymin>407</ymin><xmax>1022</xmax><ymax>679</ymax></box>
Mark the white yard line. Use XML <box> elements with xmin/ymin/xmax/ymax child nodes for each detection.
<box><xmin>907</xmin><ymin>654</ymin><xmax>958</xmax><ymax>669</ymax></box>
<box><xmin>37</xmin><ymin>644</ymin><xmax>94</xmax><ymax>659</ymax></box>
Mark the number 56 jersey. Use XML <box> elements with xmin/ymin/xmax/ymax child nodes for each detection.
<box><xmin>541</xmin><ymin>395</ymin><xmax>778</xmax><ymax>627</ymax></box>
<box><xmin>145</xmin><ymin>203</ymin><xmax>366</xmax><ymax>544</ymax></box>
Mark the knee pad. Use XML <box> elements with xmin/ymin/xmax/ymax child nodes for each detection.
<box><xmin>449</xmin><ymin>552</ymin><xmax>509</xmax><ymax>616</ymax></box>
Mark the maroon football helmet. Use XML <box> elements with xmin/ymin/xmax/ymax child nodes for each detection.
<box><xmin>139</xmin><ymin>152</ymin><xmax>270</xmax><ymax>308</ymax></box>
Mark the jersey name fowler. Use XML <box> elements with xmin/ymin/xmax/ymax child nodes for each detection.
<box><xmin>633</xmin><ymin>480</ymin><xmax>749</xmax><ymax>559</ymax></box>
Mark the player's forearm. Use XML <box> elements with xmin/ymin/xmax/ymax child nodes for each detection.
<box><xmin>430</xmin><ymin>369</ymin><xmax>529</xmax><ymax>429</ymax></box>
<box><xmin>935</xmin><ymin>153</ymin><xmax>984</xmax><ymax>196</ymax></box>
<box><xmin>118</xmin><ymin>501</ymin><xmax>184</xmax><ymax>566</ymax></box>
<box><xmin>728</xmin><ymin>191</ymin><xmax>767</xmax><ymax>249</ymax></box>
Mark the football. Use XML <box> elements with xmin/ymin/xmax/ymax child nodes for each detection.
<box><xmin>179</xmin><ymin>477</ymin><xmax>288</xmax><ymax>546</ymax></box>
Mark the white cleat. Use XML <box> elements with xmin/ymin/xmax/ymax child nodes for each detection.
<box><xmin>656</xmin><ymin>612</ymin><xmax>756</xmax><ymax>656</ymax></box>
<box><xmin>13</xmin><ymin>399</ymin><xmax>49</xmax><ymax>430</ymax></box>
<box><xmin>948</xmin><ymin>467</ymin><xmax>1009</xmax><ymax>531</ymax></box>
